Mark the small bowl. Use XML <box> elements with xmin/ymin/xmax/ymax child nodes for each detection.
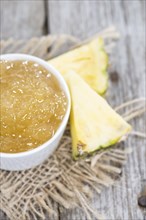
<box><xmin>0</xmin><ymin>54</ymin><xmax>71</xmax><ymax>171</ymax></box>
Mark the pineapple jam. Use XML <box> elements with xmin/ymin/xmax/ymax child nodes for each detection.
<box><xmin>0</xmin><ymin>60</ymin><xmax>67</xmax><ymax>153</ymax></box>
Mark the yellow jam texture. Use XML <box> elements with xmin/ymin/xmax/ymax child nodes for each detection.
<box><xmin>0</xmin><ymin>60</ymin><xmax>67</xmax><ymax>153</ymax></box>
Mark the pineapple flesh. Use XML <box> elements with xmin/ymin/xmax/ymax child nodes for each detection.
<box><xmin>49</xmin><ymin>37</ymin><xmax>108</xmax><ymax>95</ymax></box>
<box><xmin>65</xmin><ymin>71</ymin><xmax>132</xmax><ymax>159</ymax></box>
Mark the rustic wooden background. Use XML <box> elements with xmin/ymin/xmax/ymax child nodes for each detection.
<box><xmin>1</xmin><ymin>0</ymin><xmax>146</xmax><ymax>220</ymax></box>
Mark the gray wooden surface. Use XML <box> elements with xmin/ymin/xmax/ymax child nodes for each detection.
<box><xmin>1</xmin><ymin>0</ymin><xmax>146</xmax><ymax>220</ymax></box>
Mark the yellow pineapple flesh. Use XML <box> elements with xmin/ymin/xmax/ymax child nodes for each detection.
<box><xmin>65</xmin><ymin>71</ymin><xmax>132</xmax><ymax>159</ymax></box>
<box><xmin>49</xmin><ymin>37</ymin><xmax>108</xmax><ymax>95</ymax></box>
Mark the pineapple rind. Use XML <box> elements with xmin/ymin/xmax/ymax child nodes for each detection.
<box><xmin>65</xmin><ymin>71</ymin><xmax>132</xmax><ymax>160</ymax></box>
<box><xmin>49</xmin><ymin>37</ymin><xmax>108</xmax><ymax>95</ymax></box>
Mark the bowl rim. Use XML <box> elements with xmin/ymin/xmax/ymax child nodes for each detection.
<box><xmin>0</xmin><ymin>53</ymin><xmax>71</xmax><ymax>158</ymax></box>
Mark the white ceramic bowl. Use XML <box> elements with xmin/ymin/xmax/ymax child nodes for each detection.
<box><xmin>0</xmin><ymin>54</ymin><xmax>71</xmax><ymax>171</ymax></box>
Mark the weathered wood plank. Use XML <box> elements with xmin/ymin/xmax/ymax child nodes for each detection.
<box><xmin>1</xmin><ymin>0</ymin><xmax>145</xmax><ymax>219</ymax></box>
<box><xmin>48</xmin><ymin>0</ymin><xmax>145</xmax><ymax>219</ymax></box>
<box><xmin>1</xmin><ymin>0</ymin><xmax>46</xmax><ymax>39</ymax></box>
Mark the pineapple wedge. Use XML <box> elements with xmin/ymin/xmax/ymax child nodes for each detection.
<box><xmin>49</xmin><ymin>37</ymin><xmax>108</xmax><ymax>95</ymax></box>
<box><xmin>65</xmin><ymin>71</ymin><xmax>132</xmax><ymax>159</ymax></box>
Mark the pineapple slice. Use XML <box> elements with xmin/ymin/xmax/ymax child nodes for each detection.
<box><xmin>49</xmin><ymin>37</ymin><xmax>108</xmax><ymax>95</ymax></box>
<box><xmin>65</xmin><ymin>71</ymin><xmax>132</xmax><ymax>159</ymax></box>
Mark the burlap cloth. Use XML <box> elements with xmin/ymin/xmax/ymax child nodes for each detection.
<box><xmin>0</xmin><ymin>27</ymin><xmax>145</xmax><ymax>220</ymax></box>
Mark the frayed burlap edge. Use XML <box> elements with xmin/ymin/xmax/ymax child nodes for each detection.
<box><xmin>1</xmin><ymin>98</ymin><xmax>145</xmax><ymax>220</ymax></box>
<box><xmin>0</xmin><ymin>27</ymin><xmax>145</xmax><ymax>220</ymax></box>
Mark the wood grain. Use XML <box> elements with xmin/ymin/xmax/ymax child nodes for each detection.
<box><xmin>1</xmin><ymin>0</ymin><xmax>46</xmax><ymax>39</ymax></box>
<box><xmin>1</xmin><ymin>0</ymin><xmax>145</xmax><ymax>219</ymax></box>
<box><xmin>48</xmin><ymin>0</ymin><xmax>146</xmax><ymax>219</ymax></box>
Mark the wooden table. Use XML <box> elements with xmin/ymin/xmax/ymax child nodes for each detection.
<box><xmin>1</xmin><ymin>1</ymin><xmax>146</xmax><ymax>219</ymax></box>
